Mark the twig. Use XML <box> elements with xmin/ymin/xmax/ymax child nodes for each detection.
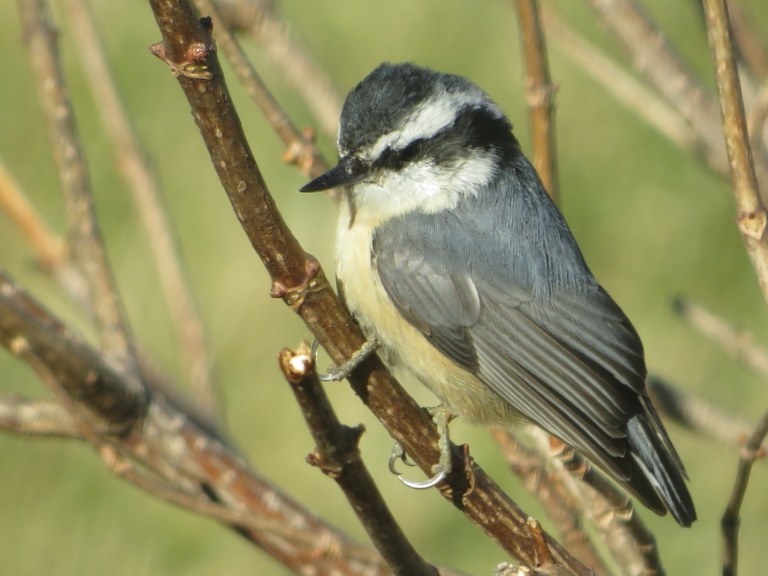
<box><xmin>647</xmin><ymin>375</ymin><xmax>767</xmax><ymax>457</ymax></box>
<box><xmin>213</xmin><ymin>0</ymin><xmax>344</xmax><ymax>138</ymax></box>
<box><xmin>726</xmin><ymin>0</ymin><xmax>768</xmax><ymax>82</ymax></box>
<box><xmin>0</xmin><ymin>269</ymin><xmax>399</xmax><ymax>575</ymax></box>
<box><xmin>721</xmin><ymin>409</ymin><xmax>768</xmax><ymax>576</ymax></box>
<box><xmin>18</xmin><ymin>0</ymin><xmax>142</xmax><ymax>393</ymax></box>
<box><xmin>747</xmin><ymin>83</ymin><xmax>768</xmax><ymax>180</ymax></box>
<box><xmin>0</xmin><ymin>159</ymin><xmax>64</xmax><ymax>272</ymax></box>
<box><xmin>492</xmin><ymin>428</ymin><xmax>611</xmax><ymax>575</ymax></box>
<box><xmin>146</xmin><ymin>2</ymin><xmax>590</xmax><ymax>572</ymax></box>
<box><xmin>192</xmin><ymin>0</ymin><xmax>331</xmax><ymax>185</ymax></box>
<box><xmin>585</xmin><ymin>0</ymin><xmax>731</xmax><ymax>180</ymax></box>
<box><xmin>513</xmin><ymin>0</ymin><xmax>559</xmax><ymax>202</ymax></box>
<box><xmin>673</xmin><ymin>298</ymin><xmax>768</xmax><ymax>377</ymax></box>
<box><xmin>543</xmin><ymin>7</ymin><xmax>698</xmax><ymax>160</ymax></box>
<box><xmin>0</xmin><ymin>271</ymin><xmax>146</xmax><ymax>427</ymax></box>
<box><xmin>525</xmin><ymin>428</ymin><xmax>664</xmax><ymax>576</ymax></box>
<box><xmin>62</xmin><ymin>0</ymin><xmax>218</xmax><ymax>416</ymax></box>
<box><xmin>280</xmin><ymin>344</ymin><xmax>440</xmax><ymax>576</ymax></box>
<box><xmin>0</xmin><ymin>395</ymin><xmax>79</xmax><ymax>438</ymax></box>
<box><xmin>703</xmin><ymin>0</ymin><xmax>768</xmax><ymax>305</ymax></box>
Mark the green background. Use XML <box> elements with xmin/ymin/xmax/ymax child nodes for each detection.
<box><xmin>1</xmin><ymin>1</ymin><xmax>767</xmax><ymax>574</ymax></box>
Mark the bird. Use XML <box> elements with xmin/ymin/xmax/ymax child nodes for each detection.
<box><xmin>300</xmin><ymin>62</ymin><xmax>696</xmax><ymax>527</ymax></box>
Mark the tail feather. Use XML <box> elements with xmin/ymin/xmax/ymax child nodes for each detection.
<box><xmin>626</xmin><ymin>397</ymin><xmax>696</xmax><ymax>527</ymax></box>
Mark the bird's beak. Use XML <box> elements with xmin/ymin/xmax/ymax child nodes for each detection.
<box><xmin>300</xmin><ymin>156</ymin><xmax>369</xmax><ymax>192</ymax></box>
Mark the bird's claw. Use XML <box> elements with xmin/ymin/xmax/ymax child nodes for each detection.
<box><xmin>311</xmin><ymin>337</ymin><xmax>379</xmax><ymax>382</ymax></box>
<box><xmin>388</xmin><ymin>406</ymin><xmax>455</xmax><ymax>490</ymax></box>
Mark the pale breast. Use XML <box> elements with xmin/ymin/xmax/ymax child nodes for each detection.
<box><xmin>334</xmin><ymin>202</ymin><xmax>519</xmax><ymax>425</ymax></box>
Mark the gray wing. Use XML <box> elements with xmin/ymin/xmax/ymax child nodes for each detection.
<box><xmin>372</xmin><ymin>182</ymin><xmax>646</xmax><ymax>482</ymax></box>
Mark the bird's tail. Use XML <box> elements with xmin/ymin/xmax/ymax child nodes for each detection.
<box><xmin>626</xmin><ymin>396</ymin><xmax>697</xmax><ymax>527</ymax></box>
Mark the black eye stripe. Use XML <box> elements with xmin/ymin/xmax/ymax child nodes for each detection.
<box><xmin>376</xmin><ymin>139</ymin><xmax>425</xmax><ymax>170</ymax></box>
<box><xmin>372</xmin><ymin>105</ymin><xmax>520</xmax><ymax>171</ymax></box>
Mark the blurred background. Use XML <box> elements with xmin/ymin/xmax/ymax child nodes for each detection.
<box><xmin>1</xmin><ymin>0</ymin><xmax>767</xmax><ymax>574</ymax></box>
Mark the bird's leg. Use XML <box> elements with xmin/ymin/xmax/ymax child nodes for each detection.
<box><xmin>389</xmin><ymin>406</ymin><xmax>454</xmax><ymax>489</ymax></box>
<box><xmin>311</xmin><ymin>337</ymin><xmax>379</xmax><ymax>382</ymax></box>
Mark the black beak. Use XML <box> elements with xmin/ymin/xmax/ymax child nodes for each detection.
<box><xmin>300</xmin><ymin>156</ymin><xmax>369</xmax><ymax>192</ymax></box>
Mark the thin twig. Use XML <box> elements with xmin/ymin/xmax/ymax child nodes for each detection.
<box><xmin>513</xmin><ymin>0</ymin><xmax>559</xmax><ymax>202</ymax></box>
<box><xmin>525</xmin><ymin>428</ymin><xmax>664</xmax><ymax>576</ymax></box>
<box><xmin>721</xmin><ymin>409</ymin><xmax>768</xmax><ymax>576</ymax></box>
<box><xmin>0</xmin><ymin>395</ymin><xmax>79</xmax><ymax>438</ymax></box>
<box><xmin>543</xmin><ymin>7</ymin><xmax>698</xmax><ymax>159</ymax></box>
<box><xmin>726</xmin><ymin>0</ymin><xmax>768</xmax><ymax>82</ymax></box>
<box><xmin>586</xmin><ymin>0</ymin><xmax>731</xmax><ymax>179</ymax></box>
<box><xmin>673</xmin><ymin>298</ymin><xmax>768</xmax><ymax>377</ymax></box>
<box><xmin>146</xmin><ymin>2</ymin><xmax>590</xmax><ymax>572</ymax></box>
<box><xmin>192</xmin><ymin>0</ymin><xmax>331</xmax><ymax>185</ymax></box>
<box><xmin>0</xmin><ymin>159</ymin><xmax>64</xmax><ymax>272</ymax></box>
<box><xmin>647</xmin><ymin>375</ymin><xmax>767</xmax><ymax>457</ymax></box>
<box><xmin>703</xmin><ymin>0</ymin><xmax>768</xmax><ymax>305</ymax></box>
<box><xmin>280</xmin><ymin>344</ymin><xmax>440</xmax><ymax>576</ymax></box>
<box><xmin>492</xmin><ymin>428</ymin><xmax>611</xmax><ymax>576</ymax></box>
<box><xmin>213</xmin><ymin>0</ymin><xmax>344</xmax><ymax>138</ymax></box>
<box><xmin>63</xmin><ymin>0</ymin><xmax>218</xmax><ymax>416</ymax></box>
<box><xmin>18</xmin><ymin>0</ymin><xmax>141</xmax><ymax>386</ymax></box>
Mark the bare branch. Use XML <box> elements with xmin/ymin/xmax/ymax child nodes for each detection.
<box><xmin>18</xmin><ymin>0</ymin><xmax>140</xmax><ymax>378</ymax></box>
<box><xmin>492</xmin><ymin>429</ymin><xmax>611</xmax><ymax>576</ymax></box>
<box><xmin>722</xmin><ymin>409</ymin><xmax>768</xmax><ymax>576</ymax></box>
<box><xmin>513</xmin><ymin>0</ymin><xmax>559</xmax><ymax>202</ymax></box>
<box><xmin>726</xmin><ymin>0</ymin><xmax>768</xmax><ymax>82</ymax></box>
<box><xmin>703</xmin><ymin>0</ymin><xmax>768</xmax><ymax>304</ymax></box>
<box><xmin>586</xmin><ymin>0</ymin><xmax>731</xmax><ymax>179</ymax></box>
<box><xmin>192</xmin><ymin>0</ymin><xmax>331</xmax><ymax>185</ymax></box>
<box><xmin>213</xmin><ymin>0</ymin><xmax>343</xmax><ymax>138</ymax></box>
<box><xmin>280</xmin><ymin>344</ymin><xmax>440</xmax><ymax>576</ymax></box>
<box><xmin>647</xmin><ymin>375</ymin><xmax>767</xmax><ymax>456</ymax></box>
<box><xmin>525</xmin><ymin>428</ymin><xmax>664</xmax><ymax>576</ymax></box>
<box><xmin>145</xmin><ymin>2</ymin><xmax>590</xmax><ymax>572</ymax></box>
<box><xmin>62</xmin><ymin>0</ymin><xmax>218</xmax><ymax>416</ymax></box>
<box><xmin>0</xmin><ymin>159</ymin><xmax>64</xmax><ymax>272</ymax></box>
<box><xmin>674</xmin><ymin>298</ymin><xmax>768</xmax><ymax>377</ymax></box>
<box><xmin>543</xmin><ymin>8</ymin><xmax>698</xmax><ymax>160</ymax></box>
<box><xmin>0</xmin><ymin>395</ymin><xmax>79</xmax><ymax>438</ymax></box>
<box><xmin>0</xmin><ymin>270</ymin><xmax>398</xmax><ymax>576</ymax></box>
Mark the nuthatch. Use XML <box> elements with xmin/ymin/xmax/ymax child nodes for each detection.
<box><xmin>301</xmin><ymin>62</ymin><xmax>695</xmax><ymax>527</ymax></box>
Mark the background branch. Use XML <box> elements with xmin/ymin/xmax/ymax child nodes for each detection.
<box><xmin>513</xmin><ymin>0</ymin><xmax>559</xmax><ymax>202</ymax></box>
<box><xmin>18</xmin><ymin>0</ymin><xmax>141</xmax><ymax>380</ymax></box>
<box><xmin>721</xmin><ymin>410</ymin><xmax>768</xmax><ymax>576</ymax></box>
<box><xmin>63</xmin><ymin>0</ymin><xmax>218</xmax><ymax>416</ymax></box>
<box><xmin>703</xmin><ymin>0</ymin><xmax>768</xmax><ymax>304</ymax></box>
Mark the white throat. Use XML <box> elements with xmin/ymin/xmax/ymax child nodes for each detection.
<box><xmin>345</xmin><ymin>150</ymin><xmax>498</xmax><ymax>228</ymax></box>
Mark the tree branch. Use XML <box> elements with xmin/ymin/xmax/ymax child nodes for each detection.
<box><xmin>62</xmin><ymin>0</ymin><xmax>218</xmax><ymax>416</ymax></box>
<box><xmin>0</xmin><ymin>394</ymin><xmax>79</xmax><ymax>438</ymax></box>
<box><xmin>721</xmin><ymin>409</ymin><xmax>768</xmax><ymax>576</ymax></box>
<box><xmin>513</xmin><ymin>0</ymin><xmax>559</xmax><ymax>202</ymax></box>
<box><xmin>703</xmin><ymin>0</ymin><xmax>768</xmax><ymax>304</ymax></box>
<box><xmin>280</xmin><ymin>344</ymin><xmax>441</xmax><ymax>576</ymax></box>
<box><xmin>0</xmin><ymin>269</ymin><xmax>401</xmax><ymax>575</ymax></box>
<box><xmin>18</xmin><ymin>0</ymin><xmax>142</xmax><ymax>381</ymax></box>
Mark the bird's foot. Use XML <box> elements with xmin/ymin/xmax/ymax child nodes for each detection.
<box><xmin>388</xmin><ymin>406</ymin><xmax>454</xmax><ymax>489</ymax></box>
<box><xmin>311</xmin><ymin>337</ymin><xmax>379</xmax><ymax>382</ymax></box>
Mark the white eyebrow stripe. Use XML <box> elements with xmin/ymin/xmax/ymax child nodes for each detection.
<box><xmin>363</xmin><ymin>90</ymin><xmax>503</xmax><ymax>162</ymax></box>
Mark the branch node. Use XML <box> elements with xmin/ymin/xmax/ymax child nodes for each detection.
<box><xmin>270</xmin><ymin>256</ymin><xmax>327</xmax><ymax>311</ymax></box>
<box><xmin>281</xmin><ymin>128</ymin><xmax>321</xmax><ymax>175</ymax></box>
<box><xmin>149</xmin><ymin>31</ymin><xmax>216</xmax><ymax>80</ymax></box>
<box><xmin>736</xmin><ymin>207</ymin><xmax>767</xmax><ymax>240</ymax></box>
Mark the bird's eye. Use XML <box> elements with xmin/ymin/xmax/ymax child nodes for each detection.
<box><xmin>399</xmin><ymin>141</ymin><xmax>422</xmax><ymax>164</ymax></box>
<box><xmin>377</xmin><ymin>140</ymin><xmax>424</xmax><ymax>170</ymax></box>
